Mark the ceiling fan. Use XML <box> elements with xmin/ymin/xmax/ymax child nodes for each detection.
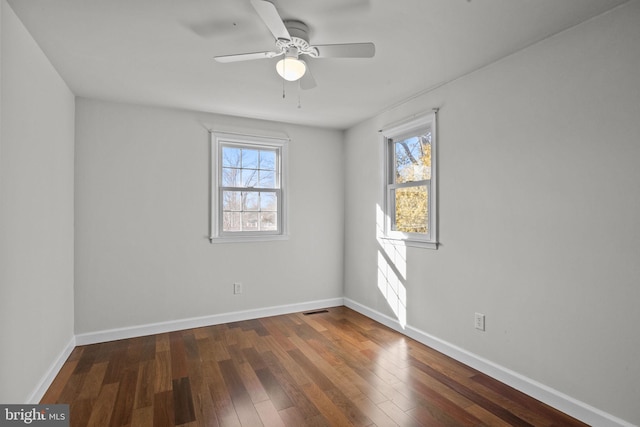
<box><xmin>214</xmin><ymin>0</ymin><xmax>375</xmax><ymax>89</ymax></box>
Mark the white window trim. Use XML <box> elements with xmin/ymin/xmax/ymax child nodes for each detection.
<box><xmin>380</xmin><ymin>111</ymin><xmax>438</xmax><ymax>249</ymax></box>
<box><xmin>209</xmin><ymin>131</ymin><xmax>289</xmax><ymax>243</ymax></box>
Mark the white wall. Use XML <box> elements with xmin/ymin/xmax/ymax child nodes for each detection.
<box><xmin>344</xmin><ymin>2</ymin><xmax>640</xmax><ymax>425</ymax></box>
<box><xmin>74</xmin><ymin>98</ymin><xmax>344</xmax><ymax>334</ymax></box>
<box><xmin>0</xmin><ymin>0</ymin><xmax>75</xmax><ymax>403</ymax></box>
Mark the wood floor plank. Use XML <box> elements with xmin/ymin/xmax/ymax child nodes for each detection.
<box><xmin>204</xmin><ymin>359</ymin><xmax>240</xmax><ymax>427</ymax></box>
<box><xmin>259</xmin><ymin>351</ymin><xmax>322</xmax><ymax>422</ymax></box>
<box><xmin>323</xmin><ymin>387</ymin><xmax>372</xmax><ymax>427</ymax></box>
<box><xmin>41</xmin><ymin>307</ymin><xmax>590</xmax><ymax>427</ymax></box>
<box><xmin>288</xmin><ymin>336</ymin><xmax>362</xmax><ymax>400</ymax></box>
<box><xmin>218</xmin><ymin>359</ymin><xmax>264</xmax><ymax>426</ymax></box>
<box><xmin>287</xmin><ymin>348</ymin><xmax>335</xmax><ymax>391</ymax></box>
<box><xmin>235</xmin><ymin>357</ymin><xmax>270</xmax><ymax>404</ymax></box>
<box><xmin>211</xmin><ymin>340</ymin><xmax>232</xmax><ymax>362</ymax></box>
<box><xmin>470</xmin><ymin>372</ymin><xmax>585</xmax><ymax>426</ymax></box>
<box><xmin>409</xmin><ymin>356</ymin><xmax>535</xmax><ymax>426</ymax></box>
<box><xmin>405</xmin><ymin>403</ymin><xmax>449</xmax><ymax>427</ymax></box>
<box><xmin>130</xmin><ymin>406</ymin><xmax>154</xmax><ymax>427</ymax></box>
<box><xmin>57</xmin><ymin>372</ymin><xmax>87</xmax><ymax>406</ymax></box>
<box><xmin>377</xmin><ymin>400</ymin><xmax>422</xmax><ymax>427</ymax></box>
<box><xmin>172</xmin><ymin>377</ymin><xmax>196</xmax><ymax>425</ymax></box>
<box><xmin>77</xmin><ymin>361</ymin><xmax>108</xmax><ymax>400</ymax></box>
<box><xmin>301</xmin><ymin>382</ymin><xmax>357</xmax><ymax>427</ymax></box>
<box><xmin>68</xmin><ymin>398</ymin><xmax>93</xmax><ymax>427</ymax></box>
<box><xmin>195</xmin><ymin>336</ymin><xmax>216</xmax><ymax>362</ymax></box>
<box><xmin>170</xmin><ymin>332</ymin><xmax>189</xmax><ymax>380</ymax></box>
<box><xmin>253</xmin><ymin>367</ymin><xmax>294</xmax><ymax>411</ymax></box>
<box><xmin>182</xmin><ymin>333</ymin><xmax>199</xmax><ymax>362</ymax></box>
<box><xmin>153</xmin><ymin>390</ymin><xmax>175</xmax><ymax>427</ymax></box>
<box><xmin>154</xmin><ymin>351</ymin><xmax>172</xmax><ymax>393</ymax></box>
<box><xmin>139</xmin><ymin>335</ymin><xmax>157</xmax><ymax>362</ymax></box>
<box><xmin>350</xmin><ymin>395</ymin><xmax>399</xmax><ymax>427</ymax></box>
<box><xmin>185</xmin><ymin>357</ymin><xmax>220</xmax><ymax>427</ymax></box>
<box><xmin>254</xmin><ymin>399</ymin><xmax>286</xmax><ymax>427</ymax></box>
<box><xmin>109</xmin><ymin>367</ymin><xmax>138</xmax><ymax>427</ymax></box>
<box><xmin>156</xmin><ymin>333</ymin><xmax>170</xmax><ymax>353</ymax></box>
<box><xmin>72</xmin><ymin>344</ymin><xmax>99</xmax><ymax>375</ymax></box>
<box><xmin>465</xmin><ymin>404</ymin><xmax>515</xmax><ymax>427</ymax></box>
<box><xmin>87</xmin><ymin>382</ymin><xmax>119</xmax><ymax>427</ymax></box>
<box><xmin>277</xmin><ymin>407</ymin><xmax>306</xmax><ymax>427</ymax></box>
<box><xmin>134</xmin><ymin>359</ymin><xmax>155</xmax><ymax>409</ymax></box>
<box><xmin>103</xmin><ymin>346</ymin><xmax>129</xmax><ymax>385</ymax></box>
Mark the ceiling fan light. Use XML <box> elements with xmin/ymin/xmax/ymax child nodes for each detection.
<box><xmin>276</xmin><ymin>57</ymin><xmax>307</xmax><ymax>81</ymax></box>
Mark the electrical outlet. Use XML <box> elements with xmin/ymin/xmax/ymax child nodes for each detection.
<box><xmin>233</xmin><ymin>282</ymin><xmax>243</xmax><ymax>295</ymax></box>
<box><xmin>474</xmin><ymin>313</ymin><xmax>485</xmax><ymax>331</ymax></box>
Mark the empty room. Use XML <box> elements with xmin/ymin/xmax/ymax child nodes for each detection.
<box><xmin>1</xmin><ymin>0</ymin><xmax>639</xmax><ymax>425</ymax></box>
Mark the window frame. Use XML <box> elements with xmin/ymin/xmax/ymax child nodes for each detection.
<box><xmin>381</xmin><ymin>112</ymin><xmax>438</xmax><ymax>249</ymax></box>
<box><xmin>210</xmin><ymin>131</ymin><xmax>289</xmax><ymax>243</ymax></box>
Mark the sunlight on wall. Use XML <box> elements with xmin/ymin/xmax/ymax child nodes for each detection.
<box><xmin>376</xmin><ymin>205</ymin><xmax>408</xmax><ymax>328</ymax></box>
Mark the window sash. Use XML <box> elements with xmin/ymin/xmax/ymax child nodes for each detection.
<box><xmin>218</xmin><ymin>188</ymin><xmax>282</xmax><ymax>235</ymax></box>
<box><xmin>387</xmin><ymin>180</ymin><xmax>431</xmax><ymax>240</ymax></box>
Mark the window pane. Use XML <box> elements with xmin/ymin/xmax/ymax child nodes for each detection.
<box><xmin>222</xmin><ymin>147</ymin><xmax>241</xmax><ymax>168</ymax></box>
<box><xmin>222</xmin><ymin>191</ymin><xmax>241</xmax><ymax>211</ymax></box>
<box><xmin>243</xmin><ymin>192</ymin><xmax>259</xmax><ymax>211</ymax></box>
<box><xmin>394</xmin><ymin>185</ymin><xmax>428</xmax><ymax>233</ymax></box>
<box><xmin>241</xmin><ymin>169</ymin><xmax>258</xmax><ymax>187</ymax></box>
<box><xmin>259</xmin><ymin>170</ymin><xmax>276</xmax><ymax>188</ymax></box>
<box><xmin>260</xmin><ymin>212</ymin><xmax>277</xmax><ymax>231</ymax></box>
<box><xmin>242</xmin><ymin>212</ymin><xmax>259</xmax><ymax>231</ymax></box>
<box><xmin>259</xmin><ymin>150</ymin><xmax>276</xmax><ymax>170</ymax></box>
<box><xmin>223</xmin><ymin>212</ymin><xmax>241</xmax><ymax>232</ymax></box>
<box><xmin>394</xmin><ymin>133</ymin><xmax>431</xmax><ymax>184</ymax></box>
<box><xmin>222</xmin><ymin>167</ymin><xmax>240</xmax><ymax>187</ymax></box>
<box><xmin>260</xmin><ymin>192</ymin><xmax>277</xmax><ymax>211</ymax></box>
<box><xmin>242</xmin><ymin>149</ymin><xmax>259</xmax><ymax>169</ymax></box>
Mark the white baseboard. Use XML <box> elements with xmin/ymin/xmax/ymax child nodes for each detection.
<box><xmin>27</xmin><ymin>335</ymin><xmax>76</xmax><ymax>404</ymax></box>
<box><xmin>75</xmin><ymin>297</ymin><xmax>345</xmax><ymax>346</ymax></box>
<box><xmin>343</xmin><ymin>298</ymin><xmax>635</xmax><ymax>427</ymax></box>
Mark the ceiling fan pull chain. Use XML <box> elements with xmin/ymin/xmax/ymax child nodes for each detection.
<box><xmin>297</xmin><ymin>80</ymin><xmax>302</xmax><ymax>109</ymax></box>
<box><xmin>282</xmin><ymin>55</ymin><xmax>287</xmax><ymax>98</ymax></box>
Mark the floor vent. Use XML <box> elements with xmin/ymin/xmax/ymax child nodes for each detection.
<box><xmin>303</xmin><ymin>309</ymin><xmax>329</xmax><ymax>316</ymax></box>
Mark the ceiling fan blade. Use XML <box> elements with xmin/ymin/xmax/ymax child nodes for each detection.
<box><xmin>214</xmin><ymin>51</ymin><xmax>281</xmax><ymax>63</ymax></box>
<box><xmin>312</xmin><ymin>42</ymin><xmax>375</xmax><ymax>58</ymax></box>
<box><xmin>250</xmin><ymin>0</ymin><xmax>291</xmax><ymax>41</ymax></box>
<box><xmin>300</xmin><ymin>66</ymin><xmax>317</xmax><ymax>90</ymax></box>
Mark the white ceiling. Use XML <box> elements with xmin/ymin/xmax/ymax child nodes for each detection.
<box><xmin>8</xmin><ymin>0</ymin><xmax>629</xmax><ymax>129</ymax></box>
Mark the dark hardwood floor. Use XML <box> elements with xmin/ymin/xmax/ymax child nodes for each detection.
<box><xmin>41</xmin><ymin>306</ymin><xmax>588</xmax><ymax>426</ymax></box>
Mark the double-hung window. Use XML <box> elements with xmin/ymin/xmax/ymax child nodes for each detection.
<box><xmin>210</xmin><ymin>132</ymin><xmax>288</xmax><ymax>242</ymax></box>
<box><xmin>381</xmin><ymin>112</ymin><xmax>437</xmax><ymax>249</ymax></box>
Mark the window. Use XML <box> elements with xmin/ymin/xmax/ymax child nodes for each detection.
<box><xmin>381</xmin><ymin>112</ymin><xmax>437</xmax><ymax>248</ymax></box>
<box><xmin>210</xmin><ymin>132</ymin><xmax>288</xmax><ymax>242</ymax></box>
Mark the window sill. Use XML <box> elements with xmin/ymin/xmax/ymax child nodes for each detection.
<box><xmin>209</xmin><ymin>234</ymin><xmax>289</xmax><ymax>244</ymax></box>
<box><xmin>379</xmin><ymin>236</ymin><xmax>438</xmax><ymax>250</ymax></box>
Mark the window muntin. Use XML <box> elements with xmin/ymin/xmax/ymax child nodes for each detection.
<box><xmin>211</xmin><ymin>133</ymin><xmax>288</xmax><ymax>242</ymax></box>
<box><xmin>382</xmin><ymin>112</ymin><xmax>437</xmax><ymax>248</ymax></box>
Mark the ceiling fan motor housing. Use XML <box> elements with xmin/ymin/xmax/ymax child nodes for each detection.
<box><xmin>276</xmin><ymin>20</ymin><xmax>319</xmax><ymax>57</ymax></box>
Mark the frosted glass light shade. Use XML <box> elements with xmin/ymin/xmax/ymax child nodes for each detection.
<box><xmin>276</xmin><ymin>57</ymin><xmax>307</xmax><ymax>81</ymax></box>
